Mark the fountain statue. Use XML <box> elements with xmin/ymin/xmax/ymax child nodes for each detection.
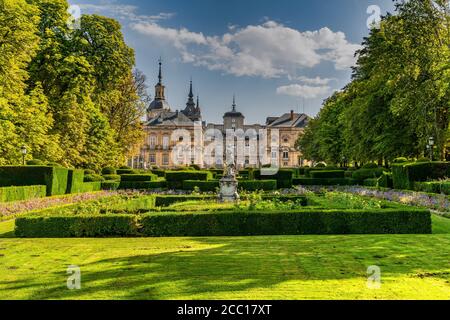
<box><xmin>218</xmin><ymin>153</ymin><xmax>240</xmax><ymax>202</ymax></box>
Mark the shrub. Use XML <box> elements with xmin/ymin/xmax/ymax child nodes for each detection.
<box><xmin>352</xmin><ymin>168</ymin><xmax>385</xmax><ymax>181</ymax></box>
<box><xmin>102</xmin><ymin>174</ymin><xmax>121</xmax><ymax>181</ymax></box>
<box><xmin>344</xmin><ymin>171</ymin><xmax>353</xmax><ymax>178</ymax></box>
<box><xmin>101</xmin><ymin>167</ymin><xmax>117</xmax><ymax>175</ymax></box>
<box><xmin>0</xmin><ymin>185</ymin><xmax>47</xmax><ymax>203</ymax></box>
<box><xmin>119</xmin><ymin>181</ymin><xmax>167</xmax><ymax>190</ymax></box>
<box><xmin>413</xmin><ymin>181</ymin><xmax>441</xmax><ymax>194</ymax></box>
<box><xmin>254</xmin><ymin>169</ymin><xmax>293</xmax><ymax>188</ymax></box>
<box><xmin>378</xmin><ymin>173</ymin><xmax>393</xmax><ymax>188</ymax></box>
<box><xmin>165</xmin><ymin>171</ymin><xmax>213</xmax><ymax>189</ymax></box>
<box><xmin>101</xmin><ymin>181</ymin><xmax>120</xmax><ymax>191</ymax></box>
<box><xmin>416</xmin><ymin>157</ymin><xmax>430</xmax><ymax>163</ymax></box>
<box><xmin>26</xmin><ymin>159</ymin><xmax>43</xmax><ymax>165</ymax></box>
<box><xmin>120</xmin><ymin>166</ymin><xmax>131</xmax><ymax>169</ymax></box>
<box><xmin>293</xmin><ymin>178</ymin><xmax>356</xmax><ymax>186</ymax></box>
<box><xmin>84</xmin><ymin>174</ymin><xmax>105</xmax><ymax>182</ymax></box>
<box><xmin>120</xmin><ymin>174</ymin><xmax>157</xmax><ymax>182</ymax></box>
<box><xmin>140</xmin><ymin>209</ymin><xmax>431</xmax><ymax>236</ymax></box>
<box><xmin>116</xmin><ymin>168</ymin><xmax>137</xmax><ymax>175</ymax></box>
<box><xmin>79</xmin><ymin>182</ymin><xmax>102</xmax><ymax>192</ymax></box>
<box><xmin>66</xmin><ymin>169</ymin><xmax>85</xmax><ymax>194</ymax></box>
<box><xmin>0</xmin><ymin>166</ymin><xmax>69</xmax><ymax>196</ymax></box>
<box><xmin>189</xmin><ymin>164</ymin><xmax>201</xmax><ymax>170</ymax></box>
<box><xmin>151</xmin><ymin>169</ymin><xmax>165</xmax><ymax>177</ymax></box>
<box><xmin>310</xmin><ymin>170</ymin><xmax>345</xmax><ymax>179</ymax></box>
<box><xmin>84</xmin><ymin>169</ymin><xmax>95</xmax><ymax>175</ymax></box>
<box><xmin>362</xmin><ymin>163</ymin><xmax>378</xmax><ymax>169</ymax></box>
<box><xmin>238</xmin><ymin>180</ymin><xmax>277</xmax><ymax>191</ymax></box>
<box><xmin>363</xmin><ymin>178</ymin><xmax>379</xmax><ymax>187</ymax></box>
<box><xmin>391</xmin><ymin>162</ymin><xmax>450</xmax><ymax>190</ymax></box>
<box><xmin>183</xmin><ymin>180</ymin><xmax>220</xmax><ymax>192</ymax></box>
<box><xmin>15</xmin><ymin>215</ymin><xmax>138</xmax><ymax>238</ymax></box>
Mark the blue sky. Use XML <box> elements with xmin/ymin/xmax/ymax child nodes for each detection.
<box><xmin>70</xmin><ymin>0</ymin><xmax>395</xmax><ymax>124</ymax></box>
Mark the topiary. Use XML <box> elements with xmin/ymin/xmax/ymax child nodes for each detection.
<box><xmin>101</xmin><ymin>167</ymin><xmax>117</xmax><ymax>175</ymax></box>
<box><xmin>119</xmin><ymin>166</ymin><xmax>131</xmax><ymax>169</ymax></box>
<box><xmin>26</xmin><ymin>159</ymin><xmax>44</xmax><ymax>166</ymax></box>
<box><xmin>362</xmin><ymin>163</ymin><xmax>378</xmax><ymax>169</ymax></box>
<box><xmin>84</xmin><ymin>169</ymin><xmax>96</xmax><ymax>175</ymax></box>
<box><xmin>47</xmin><ymin>162</ymin><xmax>62</xmax><ymax>167</ymax></box>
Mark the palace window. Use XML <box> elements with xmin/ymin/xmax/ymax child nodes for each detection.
<box><xmin>149</xmin><ymin>135</ymin><xmax>156</xmax><ymax>149</ymax></box>
<box><xmin>162</xmin><ymin>154</ymin><xmax>169</xmax><ymax>166</ymax></box>
<box><xmin>283</xmin><ymin>151</ymin><xmax>289</xmax><ymax>160</ymax></box>
<box><xmin>149</xmin><ymin>154</ymin><xmax>156</xmax><ymax>164</ymax></box>
<box><xmin>162</xmin><ymin>136</ymin><xmax>169</xmax><ymax>150</ymax></box>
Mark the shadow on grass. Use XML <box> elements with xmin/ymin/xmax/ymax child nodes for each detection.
<box><xmin>1</xmin><ymin>235</ymin><xmax>449</xmax><ymax>299</ymax></box>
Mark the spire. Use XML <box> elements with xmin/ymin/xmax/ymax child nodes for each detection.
<box><xmin>189</xmin><ymin>78</ymin><xmax>194</xmax><ymax>99</ymax></box>
<box><xmin>158</xmin><ymin>57</ymin><xmax>162</xmax><ymax>84</ymax></box>
<box><xmin>232</xmin><ymin>94</ymin><xmax>236</xmax><ymax>111</ymax></box>
<box><xmin>196</xmin><ymin>95</ymin><xmax>200</xmax><ymax>109</ymax></box>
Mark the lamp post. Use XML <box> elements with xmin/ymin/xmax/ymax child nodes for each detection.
<box><xmin>20</xmin><ymin>145</ymin><xmax>27</xmax><ymax>165</ymax></box>
<box><xmin>428</xmin><ymin>136</ymin><xmax>435</xmax><ymax>161</ymax></box>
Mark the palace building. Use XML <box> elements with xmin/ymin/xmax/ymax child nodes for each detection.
<box><xmin>128</xmin><ymin>60</ymin><xmax>310</xmax><ymax>169</ymax></box>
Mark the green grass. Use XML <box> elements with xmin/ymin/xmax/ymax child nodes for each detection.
<box><xmin>0</xmin><ymin>214</ymin><xmax>449</xmax><ymax>300</ymax></box>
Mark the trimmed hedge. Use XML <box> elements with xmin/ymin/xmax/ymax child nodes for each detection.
<box><xmin>0</xmin><ymin>166</ymin><xmax>69</xmax><ymax>196</ymax></box>
<box><xmin>102</xmin><ymin>174</ymin><xmax>121</xmax><ymax>181</ymax></box>
<box><xmin>117</xmin><ymin>168</ymin><xmax>137</xmax><ymax>175</ymax></box>
<box><xmin>140</xmin><ymin>209</ymin><xmax>432</xmax><ymax>236</ymax></box>
<box><xmin>120</xmin><ymin>174</ymin><xmax>157</xmax><ymax>182</ymax></box>
<box><xmin>15</xmin><ymin>215</ymin><xmax>138</xmax><ymax>238</ymax></box>
<box><xmin>254</xmin><ymin>169</ymin><xmax>293</xmax><ymax>188</ymax></box>
<box><xmin>239</xmin><ymin>180</ymin><xmax>277</xmax><ymax>191</ymax></box>
<box><xmin>101</xmin><ymin>181</ymin><xmax>120</xmax><ymax>191</ymax></box>
<box><xmin>84</xmin><ymin>174</ymin><xmax>104</xmax><ymax>182</ymax></box>
<box><xmin>392</xmin><ymin>162</ymin><xmax>450</xmax><ymax>190</ymax></box>
<box><xmin>293</xmin><ymin>178</ymin><xmax>356</xmax><ymax>186</ymax></box>
<box><xmin>151</xmin><ymin>169</ymin><xmax>165</xmax><ymax>177</ymax></box>
<box><xmin>119</xmin><ymin>180</ymin><xmax>167</xmax><ymax>190</ymax></box>
<box><xmin>0</xmin><ymin>185</ymin><xmax>47</xmax><ymax>203</ymax></box>
<box><xmin>413</xmin><ymin>181</ymin><xmax>450</xmax><ymax>195</ymax></box>
<box><xmin>14</xmin><ymin>208</ymin><xmax>431</xmax><ymax>237</ymax></box>
<box><xmin>66</xmin><ymin>169</ymin><xmax>85</xmax><ymax>194</ymax></box>
<box><xmin>378</xmin><ymin>173</ymin><xmax>394</xmax><ymax>189</ymax></box>
<box><xmin>183</xmin><ymin>180</ymin><xmax>220</xmax><ymax>192</ymax></box>
<box><xmin>310</xmin><ymin>170</ymin><xmax>345</xmax><ymax>179</ymax></box>
<box><xmin>352</xmin><ymin>168</ymin><xmax>385</xmax><ymax>181</ymax></box>
<box><xmin>79</xmin><ymin>182</ymin><xmax>102</xmax><ymax>192</ymax></box>
<box><xmin>101</xmin><ymin>167</ymin><xmax>117</xmax><ymax>175</ymax></box>
<box><xmin>363</xmin><ymin>178</ymin><xmax>378</xmax><ymax>187</ymax></box>
<box><xmin>165</xmin><ymin>171</ymin><xmax>213</xmax><ymax>189</ymax></box>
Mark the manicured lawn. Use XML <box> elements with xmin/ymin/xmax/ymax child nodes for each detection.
<box><xmin>0</xmin><ymin>216</ymin><xmax>449</xmax><ymax>299</ymax></box>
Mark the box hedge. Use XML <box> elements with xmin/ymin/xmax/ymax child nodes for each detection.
<box><xmin>392</xmin><ymin>162</ymin><xmax>450</xmax><ymax>190</ymax></box>
<box><xmin>363</xmin><ymin>178</ymin><xmax>379</xmax><ymax>187</ymax></box>
<box><xmin>310</xmin><ymin>170</ymin><xmax>345</xmax><ymax>179</ymax></box>
<box><xmin>293</xmin><ymin>177</ymin><xmax>356</xmax><ymax>186</ymax></box>
<box><xmin>254</xmin><ymin>169</ymin><xmax>293</xmax><ymax>188</ymax></box>
<box><xmin>119</xmin><ymin>180</ymin><xmax>167</xmax><ymax>190</ymax></box>
<box><xmin>0</xmin><ymin>166</ymin><xmax>69</xmax><ymax>196</ymax></box>
<box><xmin>165</xmin><ymin>171</ymin><xmax>213</xmax><ymax>189</ymax></box>
<box><xmin>102</xmin><ymin>174</ymin><xmax>121</xmax><ymax>181</ymax></box>
<box><xmin>378</xmin><ymin>173</ymin><xmax>394</xmax><ymax>188</ymax></box>
<box><xmin>183</xmin><ymin>180</ymin><xmax>220</xmax><ymax>192</ymax></box>
<box><xmin>66</xmin><ymin>169</ymin><xmax>85</xmax><ymax>194</ymax></box>
<box><xmin>15</xmin><ymin>215</ymin><xmax>138</xmax><ymax>238</ymax></box>
<box><xmin>101</xmin><ymin>181</ymin><xmax>120</xmax><ymax>191</ymax></box>
<box><xmin>79</xmin><ymin>182</ymin><xmax>102</xmax><ymax>192</ymax></box>
<box><xmin>238</xmin><ymin>180</ymin><xmax>277</xmax><ymax>191</ymax></box>
<box><xmin>0</xmin><ymin>185</ymin><xmax>47</xmax><ymax>203</ymax></box>
<box><xmin>120</xmin><ymin>174</ymin><xmax>157</xmax><ymax>182</ymax></box>
<box><xmin>140</xmin><ymin>209</ymin><xmax>431</xmax><ymax>237</ymax></box>
<box><xmin>117</xmin><ymin>168</ymin><xmax>137</xmax><ymax>175</ymax></box>
<box><xmin>352</xmin><ymin>168</ymin><xmax>385</xmax><ymax>181</ymax></box>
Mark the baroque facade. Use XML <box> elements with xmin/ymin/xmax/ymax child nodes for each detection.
<box><xmin>128</xmin><ymin>61</ymin><xmax>310</xmax><ymax>169</ymax></box>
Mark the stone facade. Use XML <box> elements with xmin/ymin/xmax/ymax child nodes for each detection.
<box><xmin>128</xmin><ymin>61</ymin><xmax>310</xmax><ymax>169</ymax></box>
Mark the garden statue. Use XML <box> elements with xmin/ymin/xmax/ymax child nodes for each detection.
<box><xmin>218</xmin><ymin>161</ymin><xmax>240</xmax><ymax>202</ymax></box>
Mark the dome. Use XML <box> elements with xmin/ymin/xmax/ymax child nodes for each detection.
<box><xmin>148</xmin><ymin>99</ymin><xmax>171</xmax><ymax>112</ymax></box>
<box><xmin>224</xmin><ymin>110</ymin><xmax>244</xmax><ymax>118</ymax></box>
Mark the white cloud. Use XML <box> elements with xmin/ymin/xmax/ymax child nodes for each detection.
<box><xmin>131</xmin><ymin>20</ymin><xmax>361</xmax><ymax>78</ymax></box>
<box><xmin>276</xmin><ymin>84</ymin><xmax>330</xmax><ymax>99</ymax></box>
<box><xmin>293</xmin><ymin>76</ymin><xmax>335</xmax><ymax>85</ymax></box>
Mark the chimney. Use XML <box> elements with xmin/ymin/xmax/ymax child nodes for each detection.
<box><xmin>290</xmin><ymin>110</ymin><xmax>294</xmax><ymax>121</ymax></box>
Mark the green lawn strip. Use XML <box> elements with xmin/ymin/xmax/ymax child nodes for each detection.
<box><xmin>431</xmin><ymin>214</ymin><xmax>450</xmax><ymax>234</ymax></box>
<box><xmin>0</xmin><ymin>235</ymin><xmax>448</xmax><ymax>300</ymax></box>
